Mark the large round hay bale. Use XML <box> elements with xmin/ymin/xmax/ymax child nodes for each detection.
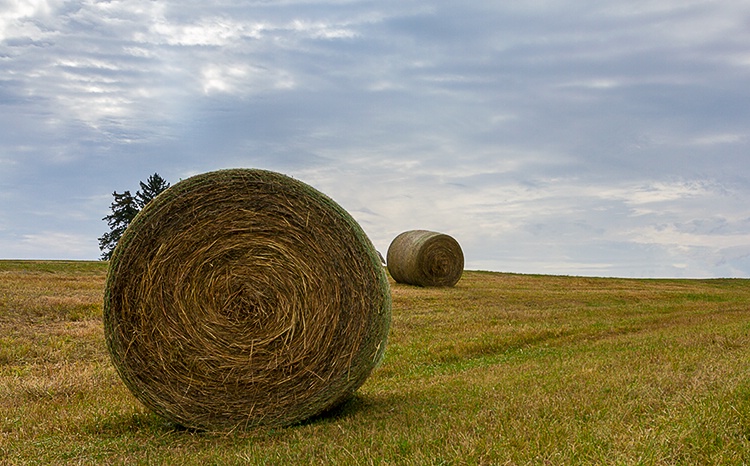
<box><xmin>103</xmin><ymin>169</ymin><xmax>391</xmax><ymax>431</ymax></box>
<box><xmin>386</xmin><ymin>230</ymin><xmax>464</xmax><ymax>287</ymax></box>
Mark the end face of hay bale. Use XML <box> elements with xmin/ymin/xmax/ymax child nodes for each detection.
<box><xmin>386</xmin><ymin>230</ymin><xmax>464</xmax><ymax>287</ymax></box>
<box><xmin>103</xmin><ymin>168</ymin><xmax>391</xmax><ymax>431</ymax></box>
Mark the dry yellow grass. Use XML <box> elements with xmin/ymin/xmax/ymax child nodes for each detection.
<box><xmin>2</xmin><ymin>261</ymin><xmax>750</xmax><ymax>464</ymax></box>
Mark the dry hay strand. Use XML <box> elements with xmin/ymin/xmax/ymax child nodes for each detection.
<box><xmin>103</xmin><ymin>169</ymin><xmax>391</xmax><ymax>431</ymax></box>
<box><xmin>386</xmin><ymin>230</ymin><xmax>464</xmax><ymax>287</ymax></box>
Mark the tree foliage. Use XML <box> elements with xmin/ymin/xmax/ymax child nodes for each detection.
<box><xmin>99</xmin><ymin>173</ymin><xmax>170</xmax><ymax>260</ymax></box>
<box><xmin>136</xmin><ymin>173</ymin><xmax>171</xmax><ymax>209</ymax></box>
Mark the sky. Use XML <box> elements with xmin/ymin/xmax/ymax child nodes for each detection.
<box><xmin>1</xmin><ymin>0</ymin><xmax>749</xmax><ymax>278</ymax></box>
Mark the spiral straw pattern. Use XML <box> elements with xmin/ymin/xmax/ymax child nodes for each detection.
<box><xmin>387</xmin><ymin>230</ymin><xmax>464</xmax><ymax>287</ymax></box>
<box><xmin>103</xmin><ymin>169</ymin><xmax>391</xmax><ymax>431</ymax></box>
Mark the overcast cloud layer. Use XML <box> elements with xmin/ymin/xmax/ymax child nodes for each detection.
<box><xmin>1</xmin><ymin>0</ymin><xmax>749</xmax><ymax>277</ymax></box>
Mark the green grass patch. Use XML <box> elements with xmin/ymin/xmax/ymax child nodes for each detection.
<box><xmin>2</xmin><ymin>261</ymin><xmax>750</xmax><ymax>464</ymax></box>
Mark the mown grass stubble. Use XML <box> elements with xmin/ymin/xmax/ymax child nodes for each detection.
<box><xmin>2</xmin><ymin>262</ymin><xmax>750</xmax><ymax>464</ymax></box>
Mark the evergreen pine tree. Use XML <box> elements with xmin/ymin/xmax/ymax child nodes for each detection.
<box><xmin>98</xmin><ymin>190</ymin><xmax>139</xmax><ymax>260</ymax></box>
<box><xmin>135</xmin><ymin>173</ymin><xmax>170</xmax><ymax>209</ymax></box>
<box><xmin>99</xmin><ymin>173</ymin><xmax>170</xmax><ymax>260</ymax></box>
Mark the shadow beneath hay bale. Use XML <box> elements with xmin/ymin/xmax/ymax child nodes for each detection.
<box><xmin>83</xmin><ymin>410</ymin><xmax>182</xmax><ymax>436</ymax></box>
<box><xmin>89</xmin><ymin>396</ymin><xmax>378</xmax><ymax>434</ymax></box>
<box><xmin>298</xmin><ymin>393</ymin><xmax>376</xmax><ymax>426</ymax></box>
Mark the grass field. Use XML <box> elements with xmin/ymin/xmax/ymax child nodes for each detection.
<box><xmin>2</xmin><ymin>260</ymin><xmax>750</xmax><ymax>464</ymax></box>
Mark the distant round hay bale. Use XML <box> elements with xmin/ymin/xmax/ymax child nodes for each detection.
<box><xmin>386</xmin><ymin>230</ymin><xmax>464</xmax><ymax>287</ymax></box>
<box><xmin>103</xmin><ymin>169</ymin><xmax>391</xmax><ymax>431</ymax></box>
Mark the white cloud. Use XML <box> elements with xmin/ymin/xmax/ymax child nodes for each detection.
<box><xmin>7</xmin><ymin>232</ymin><xmax>94</xmax><ymax>260</ymax></box>
<box><xmin>689</xmin><ymin>133</ymin><xmax>745</xmax><ymax>146</ymax></box>
<box><xmin>627</xmin><ymin>224</ymin><xmax>750</xmax><ymax>250</ymax></box>
<box><xmin>287</xmin><ymin>19</ymin><xmax>358</xmax><ymax>39</ymax></box>
<box><xmin>0</xmin><ymin>0</ymin><xmax>62</xmax><ymax>41</ymax></box>
<box><xmin>201</xmin><ymin>63</ymin><xmax>296</xmax><ymax>95</ymax></box>
<box><xmin>149</xmin><ymin>17</ymin><xmax>264</xmax><ymax>46</ymax></box>
<box><xmin>596</xmin><ymin>180</ymin><xmax>721</xmax><ymax>206</ymax></box>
